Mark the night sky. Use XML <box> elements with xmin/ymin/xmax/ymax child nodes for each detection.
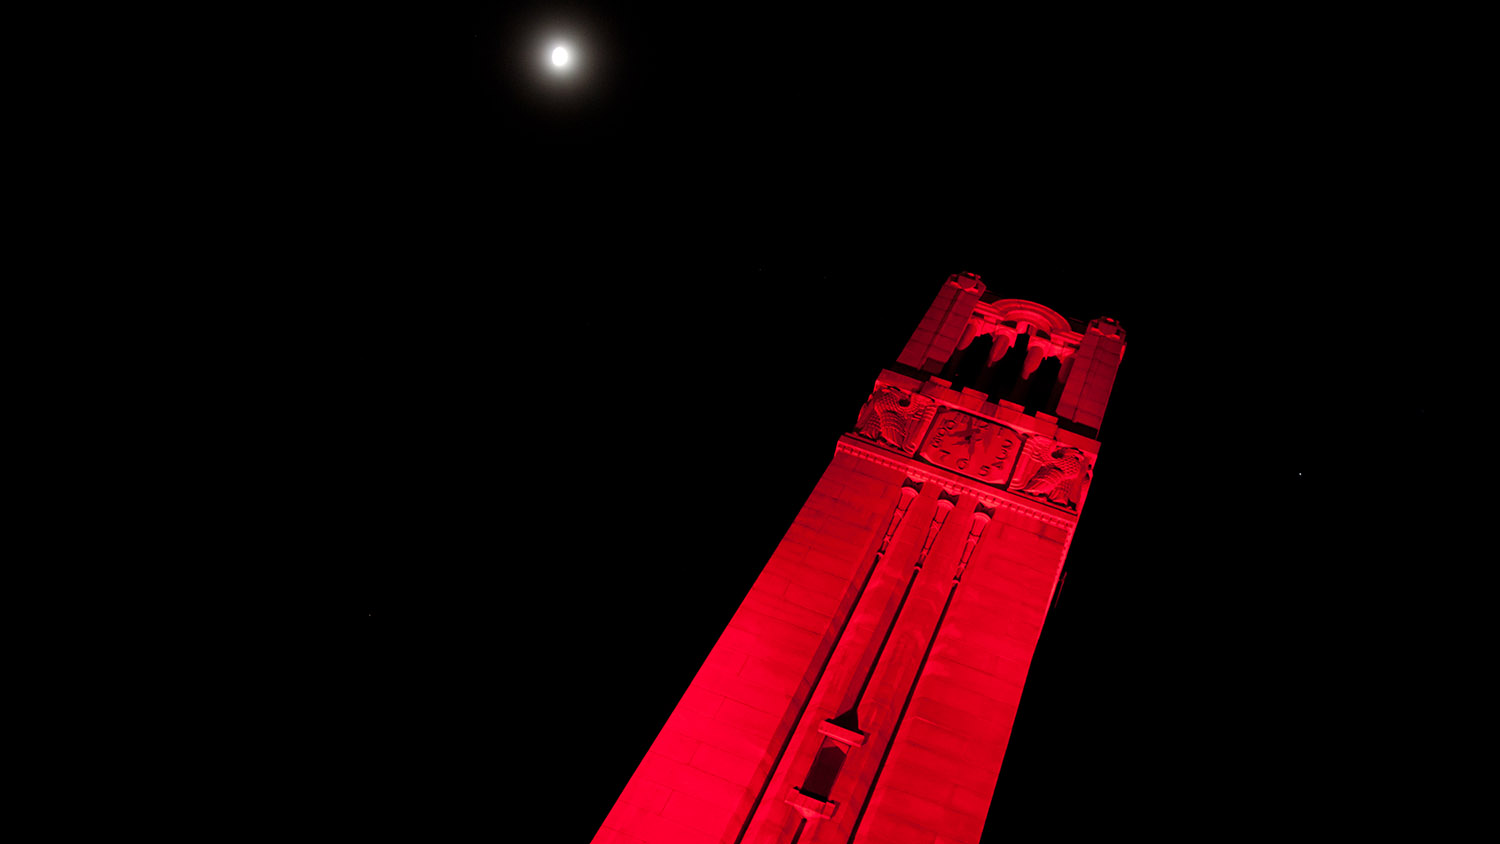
<box><xmin>348</xmin><ymin>4</ymin><xmax>1461</xmax><ymax>840</ymax></box>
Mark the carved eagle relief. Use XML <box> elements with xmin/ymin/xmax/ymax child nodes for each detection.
<box><xmin>854</xmin><ymin>385</ymin><xmax>936</xmax><ymax>455</ymax></box>
<box><xmin>1014</xmin><ymin>437</ymin><xmax>1091</xmax><ymax>510</ymax></box>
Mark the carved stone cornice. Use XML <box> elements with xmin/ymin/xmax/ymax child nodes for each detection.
<box><xmin>850</xmin><ymin>375</ymin><xmax>1098</xmax><ymax>519</ymax></box>
<box><xmin>835</xmin><ymin>435</ymin><xmax>1079</xmax><ymax>532</ymax></box>
<box><xmin>873</xmin><ymin>369</ymin><xmax>1102</xmax><ymax>456</ymax></box>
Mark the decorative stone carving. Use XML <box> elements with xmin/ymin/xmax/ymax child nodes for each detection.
<box><xmin>1011</xmin><ymin>437</ymin><xmax>1091</xmax><ymax>511</ymax></box>
<box><xmin>917</xmin><ymin>409</ymin><xmax>1021</xmax><ymax>487</ymax></box>
<box><xmin>987</xmin><ymin>326</ymin><xmax>1017</xmax><ymax>364</ymax></box>
<box><xmin>853</xmin><ymin>385</ymin><xmax>936</xmax><ymax>455</ymax></box>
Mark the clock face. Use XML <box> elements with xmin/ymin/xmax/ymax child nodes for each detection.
<box><xmin>918</xmin><ymin>409</ymin><xmax>1021</xmax><ymax>486</ymax></box>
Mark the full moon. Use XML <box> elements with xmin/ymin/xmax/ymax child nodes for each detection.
<box><xmin>551</xmin><ymin>46</ymin><xmax>570</xmax><ymax>68</ymax></box>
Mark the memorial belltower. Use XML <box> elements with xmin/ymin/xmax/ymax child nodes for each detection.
<box><xmin>594</xmin><ymin>273</ymin><xmax>1127</xmax><ymax>844</ymax></box>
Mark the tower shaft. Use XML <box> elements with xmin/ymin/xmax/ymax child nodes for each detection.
<box><xmin>595</xmin><ymin>274</ymin><xmax>1125</xmax><ymax>844</ymax></box>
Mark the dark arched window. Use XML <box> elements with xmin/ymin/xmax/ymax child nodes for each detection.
<box><xmin>941</xmin><ymin>332</ymin><xmax>994</xmax><ymax>392</ymax></box>
<box><xmin>801</xmin><ymin>744</ymin><xmax>847</xmax><ymax>800</ymax></box>
<box><xmin>982</xmin><ymin>333</ymin><xmax>1029</xmax><ymax>401</ymax></box>
<box><xmin>1020</xmin><ymin>355</ymin><xmax>1062</xmax><ymax>414</ymax></box>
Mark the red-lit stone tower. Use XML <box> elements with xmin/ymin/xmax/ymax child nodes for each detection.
<box><xmin>594</xmin><ymin>274</ymin><xmax>1126</xmax><ymax>844</ymax></box>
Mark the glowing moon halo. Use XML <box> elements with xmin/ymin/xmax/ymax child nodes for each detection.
<box><xmin>551</xmin><ymin>45</ymin><xmax>570</xmax><ymax>68</ymax></box>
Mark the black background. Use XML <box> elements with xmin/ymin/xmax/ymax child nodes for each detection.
<box><xmin>345</xmin><ymin>4</ymin><xmax>1466</xmax><ymax>840</ymax></box>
